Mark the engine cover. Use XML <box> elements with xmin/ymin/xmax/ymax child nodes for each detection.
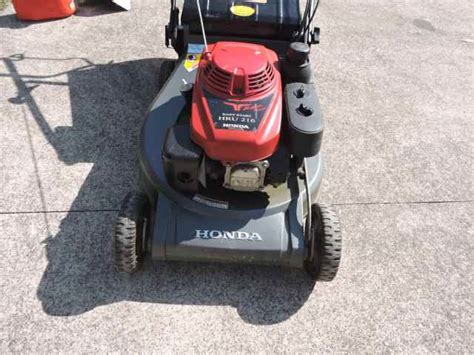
<box><xmin>191</xmin><ymin>42</ymin><xmax>282</xmax><ymax>162</ymax></box>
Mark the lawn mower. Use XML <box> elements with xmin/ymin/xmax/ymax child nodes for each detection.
<box><xmin>113</xmin><ymin>0</ymin><xmax>342</xmax><ymax>281</ymax></box>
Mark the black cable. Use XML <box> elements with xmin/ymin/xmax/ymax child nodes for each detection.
<box><xmin>302</xmin><ymin>0</ymin><xmax>320</xmax><ymax>38</ymax></box>
<box><xmin>296</xmin><ymin>0</ymin><xmax>312</xmax><ymax>38</ymax></box>
<box><xmin>302</xmin><ymin>0</ymin><xmax>311</xmax><ymax>28</ymax></box>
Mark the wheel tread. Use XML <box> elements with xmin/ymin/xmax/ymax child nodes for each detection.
<box><xmin>113</xmin><ymin>192</ymin><xmax>149</xmax><ymax>273</ymax></box>
<box><xmin>305</xmin><ymin>204</ymin><xmax>342</xmax><ymax>281</ymax></box>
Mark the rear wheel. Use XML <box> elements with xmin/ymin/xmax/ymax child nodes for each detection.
<box><xmin>305</xmin><ymin>204</ymin><xmax>342</xmax><ymax>281</ymax></box>
<box><xmin>113</xmin><ymin>192</ymin><xmax>150</xmax><ymax>273</ymax></box>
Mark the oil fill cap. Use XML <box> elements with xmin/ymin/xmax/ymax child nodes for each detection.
<box><xmin>287</xmin><ymin>42</ymin><xmax>310</xmax><ymax>65</ymax></box>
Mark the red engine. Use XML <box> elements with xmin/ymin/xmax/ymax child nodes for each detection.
<box><xmin>191</xmin><ymin>42</ymin><xmax>282</xmax><ymax>163</ymax></box>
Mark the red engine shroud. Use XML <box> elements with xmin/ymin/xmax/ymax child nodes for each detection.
<box><xmin>191</xmin><ymin>42</ymin><xmax>282</xmax><ymax>162</ymax></box>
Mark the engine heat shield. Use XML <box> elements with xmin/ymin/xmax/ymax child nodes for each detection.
<box><xmin>191</xmin><ymin>42</ymin><xmax>282</xmax><ymax>162</ymax></box>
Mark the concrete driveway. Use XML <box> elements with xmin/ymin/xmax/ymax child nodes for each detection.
<box><xmin>1</xmin><ymin>0</ymin><xmax>472</xmax><ymax>352</ymax></box>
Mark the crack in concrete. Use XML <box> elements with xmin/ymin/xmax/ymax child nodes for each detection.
<box><xmin>1</xmin><ymin>200</ymin><xmax>472</xmax><ymax>215</ymax></box>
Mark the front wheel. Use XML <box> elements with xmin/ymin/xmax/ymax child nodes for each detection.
<box><xmin>113</xmin><ymin>192</ymin><xmax>150</xmax><ymax>273</ymax></box>
<box><xmin>305</xmin><ymin>204</ymin><xmax>342</xmax><ymax>281</ymax></box>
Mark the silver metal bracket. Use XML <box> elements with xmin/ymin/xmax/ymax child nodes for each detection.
<box><xmin>303</xmin><ymin>158</ymin><xmax>315</xmax><ymax>262</ymax></box>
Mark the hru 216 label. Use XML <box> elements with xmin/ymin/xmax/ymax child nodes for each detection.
<box><xmin>205</xmin><ymin>91</ymin><xmax>273</xmax><ymax>131</ymax></box>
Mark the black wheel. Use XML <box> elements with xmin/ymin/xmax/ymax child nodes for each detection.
<box><xmin>113</xmin><ymin>192</ymin><xmax>150</xmax><ymax>273</ymax></box>
<box><xmin>158</xmin><ymin>59</ymin><xmax>175</xmax><ymax>90</ymax></box>
<box><xmin>305</xmin><ymin>204</ymin><xmax>342</xmax><ymax>281</ymax></box>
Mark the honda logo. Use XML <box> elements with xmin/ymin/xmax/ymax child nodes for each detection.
<box><xmin>194</xmin><ymin>230</ymin><xmax>263</xmax><ymax>241</ymax></box>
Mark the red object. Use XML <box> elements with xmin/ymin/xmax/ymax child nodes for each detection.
<box><xmin>191</xmin><ymin>42</ymin><xmax>282</xmax><ymax>163</ymax></box>
<box><xmin>13</xmin><ymin>0</ymin><xmax>76</xmax><ymax>21</ymax></box>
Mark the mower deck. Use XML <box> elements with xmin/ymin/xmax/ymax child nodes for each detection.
<box><xmin>140</xmin><ymin>55</ymin><xmax>323</xmax><ymax>268</ymax></box>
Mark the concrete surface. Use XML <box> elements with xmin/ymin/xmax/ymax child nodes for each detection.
<box><xmin>0</xmin><ymin>0</ymin><xmax>473</xmax><ymax>353</ymax></box>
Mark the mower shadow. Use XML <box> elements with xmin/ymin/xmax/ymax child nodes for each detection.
<box><xmin>5</xmin><ymin>54</ymin><xmax>315</xmax><ymax>325</ymax></box>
